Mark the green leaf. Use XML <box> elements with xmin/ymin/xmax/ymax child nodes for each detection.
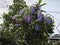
<box><xmin>39</xmin><ymin>0</ymin><xmax>42</xmax><ymax>3</ymax></box>
<box><xmin>41</xmin><ymin>10</ymin><xmax>46</xmax><ymax>12</ymax></box>
<box><xmin>41</xmin><ymin>3</ymin><xmax>46</xmax><ymax>6</ymax></box>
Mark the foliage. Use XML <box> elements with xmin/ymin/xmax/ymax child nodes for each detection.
<box><xmin>0</xmin><ymin>0</ymin><xmax>54</xmax><ymax>45</ymax></box>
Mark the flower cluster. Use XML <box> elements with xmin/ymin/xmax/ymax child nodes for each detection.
<box><xmin>12</xmin><ymin>4</ymin><xmax>53</xmax><ymax>31</ymax></box>
<box><xmin>19</xmin><ymin>9</ymin><xmax>25</xmax><ymax>15</ymax></box>
<box><xmin>35</xmin><ymin>25</ymin><xmax>39</xmax><ymax>31</ymax></box>
<box><xmin>24</xmin><ymin>15</ymin><xmax>32</xmax><ymax>23</ymax></box>
<box><xmin>37</xmin><ymin>10</ymin><xmax>42</xmax><ymax>21</ymax></box>
<box><xmin>30</xmin><ymin>6</ymin><xmax>35</xmax><ymax>14</ymax></box>
<box><xmin>12</xmin><ymin>15</ymin><xmax>17</xmax><ymax>19</ymax></box>
<box><xmin>44</xmin><ymin>17</ymin><xmax>51</xmax><ymax>24</ymax></box>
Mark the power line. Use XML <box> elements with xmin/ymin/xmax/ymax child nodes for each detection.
<box><xmin>46</xmin><ymin>11</ymin><xmax>60</xmax><ymax>13</ymax></box>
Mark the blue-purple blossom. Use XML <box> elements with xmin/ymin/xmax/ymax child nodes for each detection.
<box><xmin>19</xmin><ymin>9</ymin><xmax>24</xmax><ymax>14</ymax></box>
<box><xmin>37</xmin><ymin>15</ymin><xmax>42</xmax><ymax>21</ymax></box>
<box><xmin>30</xmin><ymin>6</ymin><xmax>35</xmax><ymax>14</ymax></box>
<box><xmin>35</xmin><ymin>25</ymin><xmax>39</xmax><ymax>31</ymax></box>
<box><xmin>39</xmin><ymin>5</ymin><xmax>41</xmax><ymax>10</ymax></box>
<box><xmin>44</xmin><ymin>17</ymin><xmax>51</xmax><ymax>24</ymax></box>
<box><xmin>25</xmin><ymin>15</ymin><xmax>32</xmax><ymax>23</ymax></box>
<box><xmin>37</xmin><ymin>11</ymin><xmax>42</xmax><ymax>21</ymax></box>
<box><xmin>12</xmin><ymin>15</ymin><xmax>17</xmax><ymax>19</ymax></box>
<box><xmin>15</xmin><ymin>23</ymin><xmax>20</xmax><ymax>27</ymax></box>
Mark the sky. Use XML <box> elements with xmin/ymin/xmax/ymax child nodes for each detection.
<box><xmin>0</xmin><ymin>0</ymin><xmax>60</xmax><ymax>34</ymax></box>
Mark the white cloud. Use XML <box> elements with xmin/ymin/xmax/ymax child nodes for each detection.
<box><xmin>24</xmin><ymin>0</ymin><xmax>38</xmax><ymax>6</ymax></box>
<box><xmin>0</xmin><ymin>0</ymin><xmax>13</xmax><ymax>8</ymax></box>
<box><xmin>0</xmin><ymin>0</ymin><xmax>13</xmax><ymax>13</ymax></box>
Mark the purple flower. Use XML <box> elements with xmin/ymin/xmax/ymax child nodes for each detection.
<box><xmin>19</xmin><ymin>9</ymin><xmax>24</xmax><ymax>14</ymax></box>
<box><xmin>25</xmin><ymin>15</ymin><xmax>32</xmax><ymax>23</ymax></box>
<box><xmin>15</xmin><ymin>23</ymin><xmax>20</xmax><ymax>27</ymax></box>
<box><xmin>35</xmin><ymin>25</ymin><xmax>39</xmax><ymax>31</ymax></box>
<box><xmin>12</xmin><ymin>15</ymin><xmax>17</xmax><ymax>19</ymax></box>
<box><xmin>44</xmin><ymin>17</ymin><xmax>51</xmax><ymax>24</ymax></box>
<box><xmin>37</xmin><ymin>15</ymin><xmax>42</xmax><ymax>21</ymax></box>
<box><xmin>37</xmin><ymin>11</ymin><xmax>42</xmax><ymax>21</ymax></box>
<box><xmin>39</xmin><ymin>5</ymin><xmax>41</xmax><ymax>10</ymax></box>
<box><xmin>30</xmin><ymin>6</ymin><xmax>35</xmax><ymax>14</ymax></box>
